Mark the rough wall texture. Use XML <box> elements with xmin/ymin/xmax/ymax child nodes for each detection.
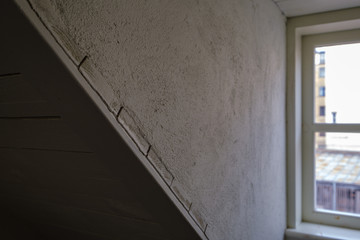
<box><xmin>28</xmin><ymin>0</ymin><xmax>286</xmax><ymax>239</ymax></box>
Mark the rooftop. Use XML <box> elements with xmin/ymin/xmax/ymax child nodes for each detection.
<box><xmin>316</xmin><ymin>151</ymin><xmax>360</xmax><ymax>185</ymax></box>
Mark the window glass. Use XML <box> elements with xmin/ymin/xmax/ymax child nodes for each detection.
<box><xmin>319</xmin><ymin>106</ymin><xmax>325</xmax><ymax>116</ymax></box>
<box><xmin>319</xmin><ymin>51</ymin><xmax>325</xmax><ymax>64</ymax></box>
<box><xmin>314</xmin><ymin>43</ymin><xmax>360</xmax><ymax>124</ymax></box>
<box><xmin>318</xmin><ymin>67</ymin><xmax>325</xmax><ymax>78</ymax></box>
<box><xmin>315</xmin><ymin>132</ymin><xmax>360</xmax><ymax>215</ymax></box>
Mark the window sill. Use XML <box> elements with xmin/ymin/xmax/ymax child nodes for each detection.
<box><xmin>285</xmin><ymin>222</ymin><xmax>360</xmax><ymax>240</ymax></box>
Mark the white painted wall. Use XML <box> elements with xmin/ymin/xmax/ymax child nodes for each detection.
<box><xmin>29</xmin><ymin>0</ymin><xmax>286</xmax><ymax>239</ymax></box>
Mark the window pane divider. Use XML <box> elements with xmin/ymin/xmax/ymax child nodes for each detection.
<box><xmin>309</xmin><ymin>123</ymin><xmax>360</xmax><ymax>132</ymax></box>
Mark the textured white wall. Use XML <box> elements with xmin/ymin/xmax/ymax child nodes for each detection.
<box><xmin>29</xmin><ymin>0</ymin><xmax>287</xmax><ymax>239</ymax></box>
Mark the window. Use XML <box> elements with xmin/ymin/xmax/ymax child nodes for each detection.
<box><xmin>319</xmin><ymin>51</ymin><xmax>325</xmax><ymax>64</ymax></box>
<box><xmin>286</xmin><ymin>8</ymin><xmax>360</xmax><ymax>239</ymax></box>
<box><xmin>302</xmin><ymin>29</ymin><xmax>360</xmax><ymax>230</ymax></box>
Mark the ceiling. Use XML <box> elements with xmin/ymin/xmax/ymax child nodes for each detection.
<box><xmin>273</xmin><ymin>0</ymin><xmax>360</xmax><ymax>17</ymax></box>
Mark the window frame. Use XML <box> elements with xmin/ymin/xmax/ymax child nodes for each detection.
<box><xmin>286</xmin><ymin>7</ymin><xmax>360</xmax><ymax>236</ymax></box>
<box><xmin>302</xmin><ymin>29</ymin><xmax>360</xmax><ymax>230</ymax></box>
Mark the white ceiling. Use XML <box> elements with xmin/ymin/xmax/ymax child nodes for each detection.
<box><xmin>273</xmin><ymin>0</ymin><xmax>360</xmax><ymax>17</ymax></box>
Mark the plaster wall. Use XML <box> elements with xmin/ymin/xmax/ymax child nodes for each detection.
<box><xmin>28</xmin><ymin>0</ymin><xmax>287</xmax><ymax>239</ymax></box>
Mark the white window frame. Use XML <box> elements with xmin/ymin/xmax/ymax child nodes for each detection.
<box><xmin>302</xmin><ymin>28</ymin><xmax>360</xmax><ymax>229</ymax></box>
<box><xmin>286</xmin><ymin>7</ymin><xmax>360</xmax><ymax>239</ymax></box>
